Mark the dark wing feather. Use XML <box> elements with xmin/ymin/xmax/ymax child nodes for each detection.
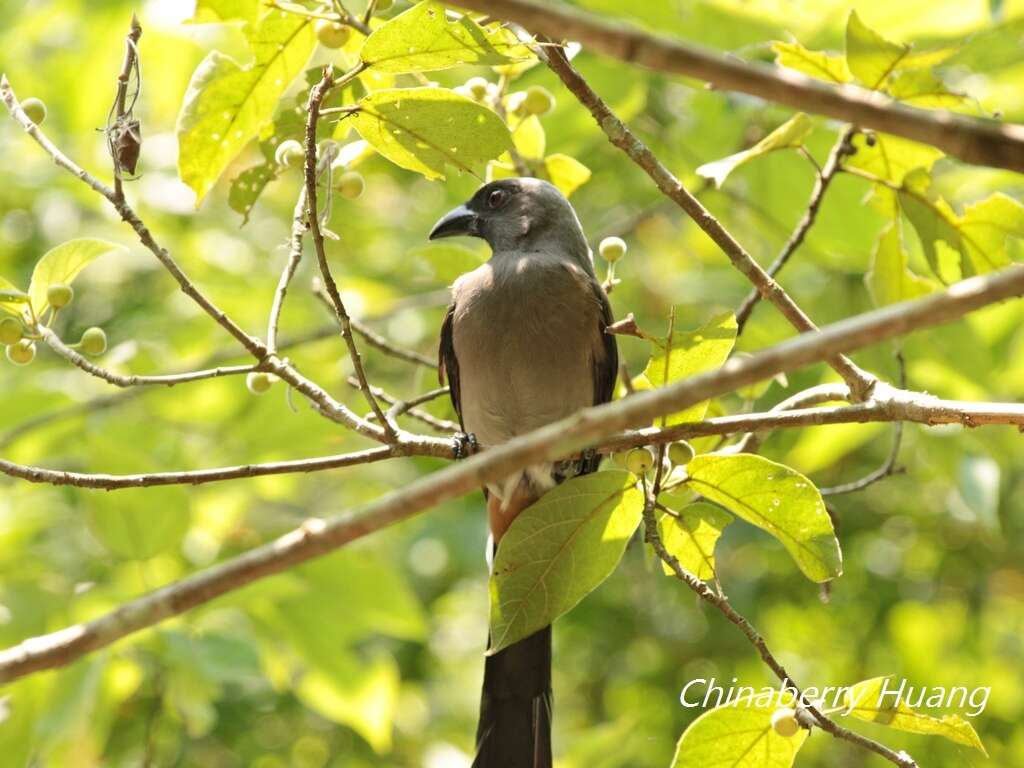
<box><xmin>439</xmin><ymin>302</ymin><xmax>465</xmax><ymax>431</ymax></box>
<box><xmin>592</xmin><ymin>284</ymin><xmax>618</xmax><ymax>407</ymax></box>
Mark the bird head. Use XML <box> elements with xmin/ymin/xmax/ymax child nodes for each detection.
<box><xmin>429</xmin><ymin>178</ymin><xmax>587</xmax><ymax>255</ymax></box>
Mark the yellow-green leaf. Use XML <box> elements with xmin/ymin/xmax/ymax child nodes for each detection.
<box><xmin>512</xmin><ymin>114</ymin><xmax>545</xmax><ymax>160</ymax></box>
<box><xmin>888</xmin><ymin>70</ymin><xmax>967</xmax><ymax>108</ymax></box>
<box><xmin>489</xmin><ymin>470</ymin><xmax>642</xmax><ymax>653</ymax></box>
<box><xmin>845</xmin><ymin>10</ymin><xmax>909</xmax><ymax>89</ymax></box>
<box><xmin>844</xmin><ymin>132</ymin><xmax>944</xmax><ymax>185</ymax></box>
<box><xmin>28</xmin><ymin>238</ymin><xmax>125</xmax><ymax>316</ymax></box>
<box><xmin>0</xmin><ymin>276</ymin><xmax>30</xmax><ymax>318</ymax></box>
<box><xmin>843</xmin><ymin>677</ymin><xmax>987</xmax><ymax>754</ymax></box>
<box><xmin>633</xmin><ymin>311</ymin><xmax>737</xmax><ymax>425</ymax></box>
<box><xmin>684</xmin><ymin>454</ymin><xmax>841</xmax><ymax>582</ymax></box>
<box><xmin>350</xmin><ymin>88</ymin><xmax>512</xmax><ymax>180</ymax></box>
<box><xmin>177</xmin><ymin>11</ymin><xmax>316</xmax><ymax>203</ymax></box>
<box><xmin>360</xmin><ymin>2</ymin><xmax>533</xmax><ymax>73</ymax></box>
<box><xmin>186</xmin><ymin>0</ymin><xmax>256</xmax><ymax>24</ymax></box>
<box><xmin>658</xmin><ymin>502</ymin><xmax>733</xmax><ymax>580</ymax></box>
<box><xmin>543</xmin><ymin>153</ymin><xmax>591</xmax><ymax>197</ymax></box>
<box><xmin>865</xmin><ymin>223</ymin><xmax>935</xmax><ymax>306</ymax></box>
<box><xmin>697</xmin><ymin>113</ymin><xmax>812</xmax><ymax>188</ymax></box>
<box><xmin>672</xmin><ymin>700</ymin><xmax>808</xmax><ymax>768</ymax></box>
<box><xmin>772</xmin><ymin>41</ymin><xmax>851</xmax><ymax>84</ymax></box>
<box><xmin>958</xmin><ymin>192</ymin><xmax>1024</xmax><ymax>274</ymax></box>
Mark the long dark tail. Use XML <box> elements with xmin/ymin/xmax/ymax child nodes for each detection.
<box><xmin>472</xmin><ymin>625</ymin><xmax>552</xmax><ymax>768</ymax></box>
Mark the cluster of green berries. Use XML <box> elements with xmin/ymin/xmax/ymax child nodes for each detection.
<box><xmin>2</xmin><ymin>283</ymin><xmax>106</xmax><ymax>366</ymax></box>
<box><xmin>613</xmin><ymin>441</ymin><xmax>695</xmax><ymax>476</ymax></box>
<box><xmin>274</xmin><ymin>139</ymin><xmax>364</xmax><ymax>200</ymax></box>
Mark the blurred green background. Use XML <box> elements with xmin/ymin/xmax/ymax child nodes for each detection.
<box><xmin>2</xmin><ymin>0</ymin><xmax>1023</xmax><ymax>765</ymax></box>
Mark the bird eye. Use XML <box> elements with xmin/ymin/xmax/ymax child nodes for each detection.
<box><xmin>487</xmin><ymin>188</ymin><xmax>508</xmax><ymax>209</ymax></box>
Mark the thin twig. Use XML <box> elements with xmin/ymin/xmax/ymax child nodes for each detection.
<box><xmin>346</xmin><ymin>377</ymin><xmax>459</xmax><ymax>433</ymax></box>
<box><xmin>304</xmin><ymin>66</ymin><xmax>394</xmax><ymax>440</ymax></box>
<box><xmin>267</xmin><ymin>182</ymin><xmax>311</xmax><ymax>355</ymax></box>
<box><xmin>454</xmin><ymin>0</ymin><xmax>1024</xmax><ymax>174</ymax></box>
<box><xmin>110</xmin><ymin>15</ymin><xmax>142</xmax><ymax>201</ymax></box>
<box><xmin>734</xmin><ymin>125</ymin><xmax>856</xmax><ymax>332</ymax></box>
<box><xmin>540</xmin><ymin>42</ymin><xmax>878</xmax><ymax>402</ymax></box>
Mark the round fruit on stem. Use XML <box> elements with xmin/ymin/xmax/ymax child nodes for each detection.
<box><xmin>523</xmin><ymin>85</ymin><xmax>555</xmax><ymax>116</ymax></box>
<box><xmin>599</xmin><ymin>236</ymin><xmax>627</xmax><ymax>263</ymax></box>
<box><xmin>47</xmin><ymin>283</ymin><xmax>74</xmax><ymax>310</ymax></box>
<box><xmin>466</xmin><ymin>77</ymin><xmax>489</xmax><ymax>101</ymax></box>
<box><xmin>315</xmin><ymin>19</ymin><xmax>352</xmax><ymax>49</ymax></box>
<box><xmin>335</xmin><ymin>171</ymin><xmax>365</xmax><ymax>199</ymax></box>
<box><xmin>770</xmin><ymin>707</ymin><xmax>801</xmax><ymax>738</ymax></box>
<box><xmin>0</xmin><ymin>317</ymin><xmax>23</xmax><ymax>346</ymax></box>
<box><xmin>274</xmin><ymin>139</ymin><xmax>304</xmax><ymax>168</ymax></box>
<box><xmin>80</xmin><ymin>327</ymin><xmax>107</xmax><ymax>356</ymax></box>
<box><xmin>6</xmin><ymin>339</ymin><xmax>35</xmax><ymax>366</ymax></box>
<box><xmin>246</xmin><ymin>372</ymin><xmax>276</xmax><ymax>395</ymax></box>
<box><xmin>668</xmin><ymin>441</ymin><xmax>695</xmax><ymax>467</ymax></box>
<box><xmin>21</xmin><ymin>97</ymin><xmax>47</xmax><ymax>125</ymax></box>
<box><xmin>625</xmin><ymin>447</ymin><xmax>654</xmax><ymax>475</ymax></box>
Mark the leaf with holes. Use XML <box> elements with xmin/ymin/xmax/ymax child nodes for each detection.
<box><xmin>28</xmin><ymin>239</ymin><xmax>125</xmax><ymax>316</ymax></box>
<box><xmin>684</xmin><ymin>454</ymin><xmax>841</xmax><ymax>582</ymax></box>
<box><xmin>672</xmin><ymin>699</ymin><xmax>808</xmax><ymax>768</ymax></box>
<box><xmin>351</xmin><ymin>88</ymin><xmax>512</xmax><ymax>180</ymax></box>
<box><xmin>843</xmin><ymin>677</ymin><xmax>987</xmax><ymax>754</ymax></box>
<box><xmin>360</xmin><ymin>1</ymin><xmax>533</xmax><ymax>73</ymax></box>
<box><xmin>489</xmin><ymin>470</ymin><xmax>642</xmax><ymax>653</ymax></box>
<box><xmin>177</xmin><ymin>10</ymin><xmax>315</xmax><ymax>203</ymax></box>
<box><xmin>697</xmin><ymin>113</ymin><xmax>812</xmax><ymax>188</ymax></box>
<box><xmin>658</xmin><ymin>502</ymin><xmax>733</xmax><ymax>580</ymax></box>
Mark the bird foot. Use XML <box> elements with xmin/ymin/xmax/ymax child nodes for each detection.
<box><xmin>452</xmin><ymin>431</ymin><xmax>479</xmax><ymax>460</ymax></box>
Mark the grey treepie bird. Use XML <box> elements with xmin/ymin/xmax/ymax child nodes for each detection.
<box><xmin>431</xmin><ymin>178</ymin><xmax>618</xmax><ymax>768</ymax></box>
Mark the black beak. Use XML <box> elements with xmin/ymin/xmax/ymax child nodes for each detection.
<box><xmin>429</xmin><ymin>204</ymin><xmax>479</xmax><ymax>240</ymax></box>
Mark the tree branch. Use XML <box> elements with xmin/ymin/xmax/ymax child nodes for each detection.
<box><xmin>2</xmin><ymin>265</ymin><xmax>1023</xmax><ymax>680</ymax></box>
<box><xmin>450</xmin><ymin>0</ymin><xmax>1024</xmax><ymax>174</ymax></box>
<box><xmin>734</xmin><ymin>126</ymin><xmax>856</xmax><ymax>332</ymax></box>
<box><xmin>304</xmin><ymin>66</ymin><xmax>394</xmax><ymax>439</ymax></box>
<box><xmin>540</xmin><ymin>42</ymin><xmax>879</xmax><ymax>401</ymax></box>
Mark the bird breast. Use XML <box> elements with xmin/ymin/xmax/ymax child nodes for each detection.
<box><xmin>452</xmin><ymin>254</ymin><xmax>602</xmax><ymax>447</ymax></box>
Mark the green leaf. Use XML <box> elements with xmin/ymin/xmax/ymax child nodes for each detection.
<box><xmin>865</xmin><ymin>223</ymin><xmax>935</xmax><ymax>306</ymax></box>
<box><xmin>0</xmin><ymin>276</ymin><xmax>30</xmax><ymax>318</ymax></box>
<box><xmin>697</xmin><ymin>113</ymin><xmax>812</xmax><ymax>188</ymax></box>
<box><xmin>672</xmin><ymin>700</ymin><xmax>808</xmax><ymax>768</ymax></box>
<box><xmin>176</xmin><ymin>11</ymin><xmax>316</xmax><ymax>203</ymax></box>
<box><xmin>684</xmin><ymin>454</ymin><xmax>841</xmax><ymax>582</ymax></box>
<box><xmin>657</xmin><ymin>502</ymin><xmax>733</xmax><ymax>580</ymax></box>
<box><xmin>843</xmin><ymin>677</ymin><xmax>987</xmax><ymax>754</ymax></box>
<box><xmin>543</xmin><ymin>153</ymin><xmax>591</xmax><ymax>197</ymax></box>
<box><xmin>350</xmin><ymin>88</ymin><xmax>512</xmax><ymax>180</ymax></box>
<box><xmin>489</xmin><ymin>470</ymin><xmax>642</xmax><ymax>653</ymax></box>
<box><xmin>845</xmin><ymin>10</ymin><xmax>910</xmax><ymax>89</ymax></box>
<box><xmin>360</xmin><ymin>2</ymin><xmax>533</xmax><ymax>73</ymax></box>
<box><xmin>772</xmin><ymin>41</ymin><xmax>851</xmax><ymax>83</ymax></box>
<box><xmin>888</xmin><ymin>70</ymin><xmax>967</xmax><ymax>108</ymax></box>
<box><xmin>228</xmin><ymin>161</ymin><xmax>278</xmax><ymax>222</ymax></box>
<box><xmin>512</xmin><ymin>114</ymin><xmax>545</xmax><ymax>160</ymax></box>
<box><xmin>28</xmin><ymin>238</ymin><xmax>124</xmax><ymax>315</ymax></box>
<box><xmin>844</xmin><ymin>132</ymin><xmax>944</xmax><ymax>185</ymax></box>
<box><xmin>957</xmin><ymin>192</ymin><xmax>1024</xmax><ymax>274</ymax></box>
<box><xmin>898</xmin><ymin>186</ymin><xmax>962</xmax><ymax>278</ymax></box>
<box><xmin>633</xmin><ymin>311</ymin><xmax>737</xmax><ymax>425</ymax></box>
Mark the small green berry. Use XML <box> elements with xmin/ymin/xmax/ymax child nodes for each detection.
<box><xmin>770</xmin><ymin>708</ymin><xmax>801</xmax><ymax>738</ymax></box>
<box><xmin>599</xmin><ymin>236</ymin><xmax>627</xmax><ymax>263</ymax></box>
<box><xmin>466</xmin><ymin>77</ymin><xmax>489</xmax><ymax>101</ymax></box>
<box><xmin>246</xmin><ymin>371</ymin><xmax>276</xmax><ymax>395</ymax></box>
<box><xmin>315</xmin><ymin>19</ymin><xmax>352</xmax><ymax>49</ymax></box>
<box><xmin>21</xmin><ymin>97</ymin><xmax>47</xmax><ymax>126</ymax></box>
<box><xmin>0</xmin><ymin>317</ymin><xmax>23</xmax><ymax>345</ymax></box>
<box><xmin>47</xmin><ymin>283</ymin><xmax>74</xmax><ymax>310</ymax></box>
<box><xmin>335</xmin><ymin>171</ymin><xmax>365</xmax><ymax>199</ymax></box>
<box><xmin>625</xmin><ymin>447</ymin><xmax>654</xmax><ymax>475</ymax></box>
<box><xmin>274</xmin><ymin>139</ymin><xmax>304</xmax><ymax>168</ymax></box>
<box><xmin>668</xmin><ymin>441</ymin><xmax>695</xmax><ymax>467</ymax></box>
<box><xmin>523</xmin><ymin>85</ymin><xmax>555</xmax><ymax>116</ymax></box>
<box><xmin>6</xmin><ymin>339</ymin><xmax>35</xmax><ymax>366</ymax></box>
<box><xmin>80</xmin><ymin>327</ymin><xmax>107</xmax><ymax>356</ymax></box>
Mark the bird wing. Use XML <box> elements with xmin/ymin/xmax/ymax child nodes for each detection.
<box><xmin>439</xmin><ymin>302</ymin><xmax>465</xmax><ymax>431</ymax></box>
<box><xmin>592</xmin><ymin>283</ymin><xmax>619</xmax><ymax>408</ymax></box>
